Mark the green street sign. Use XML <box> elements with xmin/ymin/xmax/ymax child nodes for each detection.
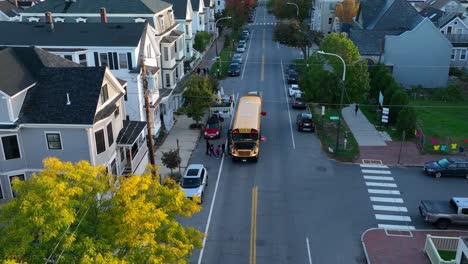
<box><xmin>329</xmin><ymin>116</ymin><xmax>340</xmax><ymax>120</ymax></box>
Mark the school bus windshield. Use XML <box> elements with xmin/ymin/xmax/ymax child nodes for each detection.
<box><xmin>231</xmin><ymin>133</ymin><xmax>258</xmax><ymax>141</ymax></box>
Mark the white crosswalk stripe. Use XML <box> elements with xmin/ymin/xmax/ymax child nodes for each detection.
<box><xmin>370</xmin><ymin>197</ymin><xmax>404</xmax><ymax>203</ymax></box>
<box><xmin>365</xmin><ymin>182</ymin><xmax>397</xmax><ymax>188</ymax></box>
<box><xmin>372</xmin><ymin>205</ymin><xmax>408</xmax><ymax>212</ymax></box>
<box><xmin>360</xmin><ymin>164</ymin><xmax>389</xmax><ymax>169</ymax></box>
<box><xmin>361</xmin><ymin>169</ymin><xmax>392</xmax><ymax>174</ymax></box>
<box><xmin>375</xmin><ymin>214</ymin><xmax>411</xmax><ymax>222</ymax></box>
<box><xmin>378</xmin><ymin>224</ymin><xmax>415</xmax><ymax>231</ymax></box>
<box><xmin>363</xmin><ymin>175</ymin><xmax>394</xmax><ymax>181</ymax></box>
<box><xmin>368</xmin><ymin>189</ymin><xmax>400</xmax><ymax>195</ymax></box>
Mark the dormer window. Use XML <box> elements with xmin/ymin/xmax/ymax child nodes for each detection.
<box><xmin>159</xmin><ymin>16</ymin><xmax>165</xmax><ymax>31</ymax></box>
<box><xmin>27</xmin><ymin>17</ymin><xmax>40</xmax><ymax>22</ymax></box>
<box><xmin>101</xmin><ymin>84</ymin><xmax>109</xmax><ymax>104</ymax></box>
<box><xmin>75</xmin><ymin>17</ymin><xmax>87</xmax><ymax>23</ymax></box>
<box><xmin>168</xmin><ymin>11</ymin><xmax>174</xmax><ymax>23</ymax></box>
<box><xmin>54</xmin><ymin>17</ymin><xmax>65</xmax><ymax>22</ymax></box>
<box><xmin>134</xmin><ymin>18</ymin><xmax>146</xmax><ymax>23</ymax></box>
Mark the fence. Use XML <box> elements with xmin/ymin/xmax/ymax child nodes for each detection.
<box><xmin>424</xmin><ymin>235</ymin><xmax>459</xmax><ymax>264</ymax></box>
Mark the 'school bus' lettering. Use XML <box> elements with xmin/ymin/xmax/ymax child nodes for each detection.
<box><xmin>230</xmin><ymin>94</ymin><xmax>262</xmax><ymax>162</ymax></box>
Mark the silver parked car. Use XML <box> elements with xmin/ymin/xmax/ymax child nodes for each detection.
<box><xmin>237</xmin><ymin>43</ymin><xmax>246</xmax><ymax>53</ymax></box>
<box><xmin>232</xmin><ymin>53</ymin><xmax>243</xmax><ymax>64</ymax></box>
<box><xmin>180</xmin><ymin>164</ymin><xmax>208</xmax><ymax>203</ymax></box>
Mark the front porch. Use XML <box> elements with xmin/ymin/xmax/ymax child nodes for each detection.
<box><xmin>116</xmin><ymin>120</ymin><xmax>149</xmax><ymax>175</ymax></box>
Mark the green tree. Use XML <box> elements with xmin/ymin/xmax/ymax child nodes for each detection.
<box><xmin>300</xmin><ymin>54</ymin><xmax>340</xmax><ymax>104</ymax></box>
<box><xmin>161</xmin><ymin>149</ymin><xmax>181</xmax><ymax>176</ymax></box>
<box><xmin>274</xmin><ymin>20</ymin><xmax>323</xmax><ymax>61</ymax></box>
<box><xmin>383</xmin><ymin>80</ymin><xmax>400</xmax><ymax>105</ymax></box>
<box><xmin>182</xmin><ymin>75</ymin><xmax>214</xmax><ymax>125</ymax></box>
<box><xmin>0</xmin><ymin>158</ymin><xmax>203</xmax><ymax>263</ymax></box>
<box><xmin>396</xmin><ymin>106</ymin><xmax>417</xmax><ymax>137</ymax></box>
<box><xmin>193</xmin><ymin>31</ymin><xmax>212</xmax><ymax>52</ymax></box>
<box><xmin>319</xmin><ymin>33</ymin><xmax>370</xmax><ymax>103</ymax></box>
<box><xmin>269</xmin><ymin>0</ymin><xmax>312</xmax><ymax>21</ymax></box>
<box><xmin>389</xmin><ymin>89</ymin><xmax>409</xmax><ymax>124</ymax></box>
<box><xmin>369</xmin><ymin>63</ymin><xmax>393</xmax><ymax>98</ymax></box>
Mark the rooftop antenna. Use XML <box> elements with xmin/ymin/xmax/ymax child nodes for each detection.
<box><xmin>66</xmin><ymin>93</ymin><xmax>71</xmax><ymax>105</ymax></box>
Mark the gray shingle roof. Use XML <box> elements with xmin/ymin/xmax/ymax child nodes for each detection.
<box><xmin>0</xmin><ymin>22</ymin><xmax>145</xmax><ymax>47</ymax></box>
<box><xmin>191</xmin><ymin>0</ymin><xmax>202</xmax><ymax>11</ymax></box>
<box><xmin>163</xmin><ymin>0</ymin><xmax>188</xmax><ymax>19</ymax></box>
<box><xmin>19</xmin><ymin>67</ymin><xmax>107</xmax><ymax>125</ymax></box>
<box><xmin>0</xmin><ymin>47</ymin><xmax>80</xmax><ymax>96</ymax></box>
<box><xmin>0</xmin><ymin>0</ymin><xmax>21</xmax><ymax>17</ymax></box>
<box><xmin>23</xmin><ymin>0</ymin><xmax>171</xmax><ymax>15</ymax></box>
<box><xmin>419</xmin><ymin>6</ymin><xmax>445</xmax><ymax>24</ymax></box>
<box><xmin>357</xmin><ymin>0</ymin><xmax>424</xmax><ymax>30</ymax></box>
<box><xmin>348</xmin><ymin>29</ymin><xmax>404</xmax><ymax>55</ymax></box>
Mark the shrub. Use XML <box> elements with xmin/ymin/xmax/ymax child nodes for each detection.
<box><xmin>161</xmin><ymin>149</ymin><xmax>181</xmax><ymax>176</ymax></box>
<box><xmin>396</xmin><ymin>106</ymin><xmax>417</xmax><ymax>138</ymax></box>
<box><xmin>389</xmin><ymin>89</ymin><xmax>409</xmax><ymax>124</ymax></box>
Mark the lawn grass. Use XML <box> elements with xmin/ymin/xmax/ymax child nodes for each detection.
<box><xmin>310</xmin><ymin>105</ymin><xmax>360</xmax><ymax>162</ymax></box>
<box><xmin>438</xmin><ymin>250</ymin><xmax>456</xmax><ymax>261</ymax></box>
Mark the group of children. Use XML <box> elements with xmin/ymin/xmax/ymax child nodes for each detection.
<box><xmin>206</xmin><ymin>140</ymin><xmax>226</xmax><ymax>159</ymax></box>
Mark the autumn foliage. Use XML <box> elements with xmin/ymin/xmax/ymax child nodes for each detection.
<box><xmin>335</xmin><ymin>0</ymin><xmax>360</xmax><ymax>23</ymax></box>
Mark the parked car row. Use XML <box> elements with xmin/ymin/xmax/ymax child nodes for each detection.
<box><xmin>229</xmin><ymin>29</ymin><xmax>250</xmax><ymax>77</ymax></box>
<box><xmin>248</xmin><ymin>8</ymin><xmax>256</xmax><ymax>23</ymax></box>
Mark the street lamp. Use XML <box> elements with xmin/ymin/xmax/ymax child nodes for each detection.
<box><xmin>317</xmin><ymin>50</ymin><xmax>346</xmax><ymax>154</ymax></box>
<box><xmin>215</xmin><ymin>16</ymin><xmax>232</xmax><ymax>77</ymax></box>
<box><xmin>286</xmin><ymin>2</ymin><xmax>299</xmax><ymax>18</ymax></box>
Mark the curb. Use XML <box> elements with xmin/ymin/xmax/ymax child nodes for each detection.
<box><xmin>360</xmin><ymin>227</ymin><xmax>379</xmax><ymax>264</ymax></box>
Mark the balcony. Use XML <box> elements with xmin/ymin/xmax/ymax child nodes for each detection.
<box><xmin>445</xmin><ymin>33</ymin><xmax>468</xmax><ymax>44</ymax></box>
<box><xmin>116</xmin><ymin>121</ymin><xmax>148</xmax><ymax>175</ymax></box>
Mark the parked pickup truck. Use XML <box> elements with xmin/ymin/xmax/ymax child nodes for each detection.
<box><xmin>419</xmin><ymin>197</ymin><xmax>468</xmax><ymax>229</ymax></box>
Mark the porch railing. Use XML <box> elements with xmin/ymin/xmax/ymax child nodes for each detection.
<box><xmin>424</xmin><ymin>235</ymin><xmax>458</xmax><ymax>264</ymax></box>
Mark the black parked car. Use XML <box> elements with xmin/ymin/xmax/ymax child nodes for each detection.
<box><xmin>228</xmin><ymin>63</ymin><xmax>241</xmax><ymax>76</ymax></box>
<box><xmin>287</xmin><ymin>71</ymin><xmax>298</xmax><ymax>84</ymax></box>
<box><xmin>423</xmin><ymin>158</ymin><xmax>468</xmax><ymax>178</ymax></box>
<box><xmin>285</xmin><ymin>64</ymin><xmax>297</xmax><ymax>74</ymax></box>
<box><xmin>291</xmin><ymin>93</ymin><xmax>306</xmax><ymax>109</ymax></box>
<box><xmin>296</xmin><ymin>113</ymin><xmax>315</xmax><ymax>132</ymax></box>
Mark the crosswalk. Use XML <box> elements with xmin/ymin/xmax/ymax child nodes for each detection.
<box><xmin>360</xmin><ymin>163</ymin><xmax>415</xmax><ymax>231</ymax></box>
<box><xmin>248</xmin><ymin>22</ymin><xmax>279</xmax><ymax>26</ymax></box>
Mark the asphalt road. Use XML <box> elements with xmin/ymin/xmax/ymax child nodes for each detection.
<box><xmin>179</xmin><ymin>2</ymin><xmax>468</xmax><ymax>264</ymax></box>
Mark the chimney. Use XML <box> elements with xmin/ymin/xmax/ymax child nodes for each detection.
<box><xmin>45</xmin><ymin>12</ymin><xmax>54</xmax><ymax>32</ymax></box>
<box><xmin>100</xmin><ymin>8</ymin><xmax>107</xmax><ymax>23</ymax></box>
<box><xmin>66</xmin><ymin>93</ymin><xmax>71</xmax><ymax>105</ymax></box>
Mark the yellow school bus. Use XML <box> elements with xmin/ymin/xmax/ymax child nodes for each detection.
<box><xmin>230</xmin><ymin>94</ymin><xmax>263</xmax><ymax>162</ymax></box>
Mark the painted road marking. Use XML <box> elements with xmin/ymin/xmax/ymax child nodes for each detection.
<box><xmin>241</xmin><ymin>29</ymin><xmax>254</xmax><ymax>80</ymax></box>
<box><xmin>260</xmin><ymin>55</ymin><xmax>265</xmax><ymax>82</ymax></box>
<box><xmin>375</xmin><ymin>214</ymin><xmax>411</xmax><ymax>222</ymax></box>
<box><xmin>368</xmin><ymin>189</ymin><xmax>401</xmax><ymax>195</ymax></box>
<box><xmin>363</xmin><ymin>176</ymin><xmax>394</xmax><ymax>181</ymax></box>
<box><xmin>370</xmin><ymin>197</ymin><xmax>404</xmax><ymax>203</ymax></box>
<box><xmin>378</xmin><ymin>224</ymin><xmax>415</xmax><ymax>231</ymax></box>
<box><xmin>250</xmin><ymin>186</ymin><xmax>258</xmax><ymax>264</ymax></box>
<box><xmin>262</xmin><ymin>28</ymin><xmax>265</xmax><ymax>49</ymax></box>
<box><xmin>360</xmin><ymin>164</ymin><xmax>389</xmax><ymax>169</ymax></box>
<box><xmin>361</xmin><ymin>169</ymin><xmax>392</xmax><ymax>175</ymax></box>
<box><xmin>280</xmin><ymin>60</ymin><xmax>295</xmax><ymax>150</ymax></box>
<box><xmin>306</xmin><ymin>237</ymin><xmax>312</xmax><ymax>264</ymax></box>
<box><xmin>373</xmin><ymin>205</ymin><xmax>408</xmax><ymax>212</ymax></box>
<box><xmin>365</xmin><ymin>182</ymin><xmax>397</xmax><ymax>188</ymax></box>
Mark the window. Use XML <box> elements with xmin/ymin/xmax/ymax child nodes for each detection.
<box><xmin>218</xmin><ymin>0</ymin><xmax>220</xmax><ymax>5</ymax></box>
<box><xmin>1</xmin><ymin>135</ymin><xmax>20</xmax><ymax>160</ymax></box>
<box><xmin>64</xmin><ymin>55</ymin><xmax>73</xmax><ymax>61</ymax></box>
<box><xmin>46</xmin><ymin>133</ymin><xmax>62</xmax><ymax>150</ymax></box>
<box><xmin>462</xmin><ymin>208</ymin><xmax>468</xmax><ymax>215</ymax></box>
<box><xmin>118</xmin><ymin>53</ymin><xmax>128</xmax><ymax>69</ymax></box>
<box><xmin>169</xmin><ymin>12</ymin><xmax>174</xmax><ymax>23</ymax></box>
<box><xmin>0</xmin><ymin>182</ymin><xmax>3</xmax><ymax>199</ymax></box>
<box><xmin>451</xmin><ymin>49</ymin><xmax>456</xmax><ymax>60</ymax></box>
<box><xmin>107</xmin><ymin>123</ymin><xmax>114</xmax><ymax>147</ymax></box>
<box><xmin>114</xmin><ymin>107</ymin><xmax>120</xmax><ymax>118</ymax></box>
<box><xmin>120</xmin><ymin>148</ymin><xmax>125</xmax><ymax>162</ymax></box>
<box><xmin>164</xmin><ymin>47</ymin><xmax>169</xmax><ymax>61</ymax></box>
<box><xmin>458</xmin><ymin>163</ymin><xmax>467</xmax><ymax>168</ymax></box>
<box><xmin>165</xmin><ymin>73</ymin><xmax>170</xmax><ymax>87</ymax></box>
<box><xmin>328</xmin><ymin>17</ymin><xmax>332</xmax><ymax>24</ymax></box>
<box><xmin>461</xmin><ymin>49</ymin><xmax>467</xmax><ymax>60</ymax></box>
<box><xmin>447</xmin><ymin>26</ymin><xmax>452</xmax><ymax>34</ymax></box>
<box><xmin>124</xmin><ymin>86</ymin><xmax>127</xmax><ymax>101</ymax></box>
<box><xmin>200</xmin><ymin>169</ymin><xmax>205</xmax><ymax>182</ymax></box>
<box><xmin>79</xmin><ymin>54</ymin><xmax>87</xmax><ymax>66</ymax></box>
<box><xmin>186</xmin><ymin>43</ymin><xmax>190</xmax><ymax>53</ymax></box>
<box><xmin>171</xmin><ymin>45</ymin><xmax>175</xmax><ymax>59</ymax></box>
<box><xmin>99</xmin><ymin>53</ymin><xmax>108</xmax><ymax>67</ymax></box>
<box><xmin>9</xmin><ymin>174</ymin><xmax>25</xmax><ymax>198</ymax></box>
<box><xmin>175</xmin><ymin>40</ymin><xmax>178</xmax><ymax>52</ymax></box>
<box><xmin>457</xmin><ymin>28</ymin><xmax>463</xmax><ymax>34</ymax></box>
<box><xmin>185</xmin><ymin>24</ymin><xmax>189</xmax><ymax>34</ymax></box>
<box><xmin>95</xmin><ymin>130</ymin><xmax>106</xmax><ymax>154</ymax></box>
<box><xmin>159</xmin><ymin>16</ymin><xmax>165</xmax><ymax>31</ymax></box>
<box><xmin>101</xmin><ymin>84</ymin><xmax>109</xmax><ymax>104</ymax></box>
<box><xmin>110</xmin><ymin>159</ymin><xmax>117</xmax><ymax>175</ymax></box>
<box><xmin>199</xmin><ymin>16</ymin><xmax>203</xmax><ymax>25</ymax></box>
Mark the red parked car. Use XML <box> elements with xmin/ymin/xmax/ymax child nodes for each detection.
<box><xmin>204</xmin><ymin>114</ymin><xmax>223</xmax><ymax>139</ymax></box>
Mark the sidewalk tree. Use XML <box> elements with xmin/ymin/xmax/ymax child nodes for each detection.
<box><xmin>389</xmin><ymin>89</ymin><xmax>410</xmax><ymax>124</ymax></box>
<box><xmin>369</xmin><ymin>63</ymin><xmax>393</xmax><ymax>98</ymax></box>
<box><xmin>183</xmin><ymin>75</ymin><xmax>214</xmax><ymax>125</ymax></box>
<box><xmin>396</xmin><ymin>106</ymin><xmax>417</xmax><ymax>137</ymax></box>
<box><xmin>161</xmin><ymin>149</ymin><xmax>181</xmax><ymax>177</ymax></box>
<box><xmin>335</xmin><ymin>0</ymin><xmax>360</xmax><ymax>23</ymax></box>
<box><xmin>319</xmin><ymin>33</ymin><xmax>370</xmax><ymax>103</ymax></box>
<box><xmin>193</xmin><ymin>31</ymin><xmax>212</xmax><ymax>52</ymax></box>
<box><xmin>274</xmin><ymin>20</ymin><xmax>323</xmax><ymax>60</ymax></box>
<box><xmin>300</xmin><ymin>54</ymin><xmax>340</xmax><ymax>104</ymax></box>
<box><xmin>0</xmin><ymin>158</ymin><xmax>203</xmax><ymax>263</ymax></box>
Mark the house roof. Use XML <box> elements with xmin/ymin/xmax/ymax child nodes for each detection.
<box><xmin>437</xmin><ymin>12</ymin><xmax>459</xmax><ymax>28</ymax></box>
<box><xmin>348</xmin><ymin>29</ymin><xmax>404</xmax><ymax>55</ymax></box>
<box><xmin>0</xmin><ymin>0</ymin><xmax>21</xmax><ymax>17</ymax></box>
<box><xmin>419</xmin><ymin>6</ymin><xmax>445</xmax><ymax>24</ymax></box>
<box><xmin>170</xmin><ymin>29</ymin><xmax>184</xmax><ymax>36</ymax></box>
<box><xmin>0</xmin><ymin>22</ymin><xmax>145</xmax><ymax>47</ymax></box>
<box><xmin>19</xmin><ymin>67</ymin><xmax>108</xmax><ymax>125</ymax></box>
<box><xmin>116</xmin><ymin>120</ymin><xmax>147</xmax><ymax>146</ymax></box>
<box><xmin>0</xmin><ymin>46</ymin><xmax>80</xmax><ymax>97</ymax></box>
<box><xmin>161</xmin><ymin>35</ymin><xmax>177</xmax><ymax>43</ymax></box>
<box><xmin>357</xmin><ymin>0</ymin><xmax>424</xmax><ymax>30</ymax></box>
<box><xmin>23</xmin><ymin>0</ymin><xmax>171</xmax><ymax>15</ymax></box>
<box><xmin>191</xmin><ymin>0</ymin><xmax>202</xmax><ymax>11</ymax></box>
<box><xmin>162</xmin><ymin>0</ymin><xmax>187</xmax><ymax>19</ymax></box>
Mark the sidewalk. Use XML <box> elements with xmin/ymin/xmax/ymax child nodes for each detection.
<box><xmin>362</xmin><ymin>228</ymin><xmax>468</xmax><ymax>264</ymax></box>
<box><xmin>154</xmin><ymin>32</ymin><xmax>229</xmax><ymax>178</ymax></box>
<box><xmin>342</xmin><ymin>103</ymin><xmax>448</xmax><ymax>166</ymax></box>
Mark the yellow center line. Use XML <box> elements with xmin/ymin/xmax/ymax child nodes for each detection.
<box><xmin>250</xmin><ymin>186</ymin><xmax>258</xmax><ymax>264</ymax></box>
<box><xmin>262</xmin><ymin>29</ymin><xmax>266</xmax><ymax>49</ymax></box>
<box><xmin>261</xmin><ymin>55</ymin><xmax>265</xmax><ymax>82</ymax></box>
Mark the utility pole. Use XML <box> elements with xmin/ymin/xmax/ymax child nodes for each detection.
<box><xmin>141</xmin><ymin>57</ymin><xmax>157</xmax><ymax>180</ymax></box>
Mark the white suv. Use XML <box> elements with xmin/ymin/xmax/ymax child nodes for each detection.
<box><xmin>180</xmin><ymin>164</ymin><xmax>208</xmax><ymax>203</ymax></box>
<box><xmin>288</xmin><ymin>84</ymin><xmax>301</xmax><ymax>97</ymax></box>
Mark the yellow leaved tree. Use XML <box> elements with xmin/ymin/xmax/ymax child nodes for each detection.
<box><xmin>0</xmin><ymin>158</ymin><xmax>203</xmax><ymax>263</ymax></box>
<box><xmin>335</xmin><ymin>0</ymin><xmax>360</xmax><ymax>23</ymax></box>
